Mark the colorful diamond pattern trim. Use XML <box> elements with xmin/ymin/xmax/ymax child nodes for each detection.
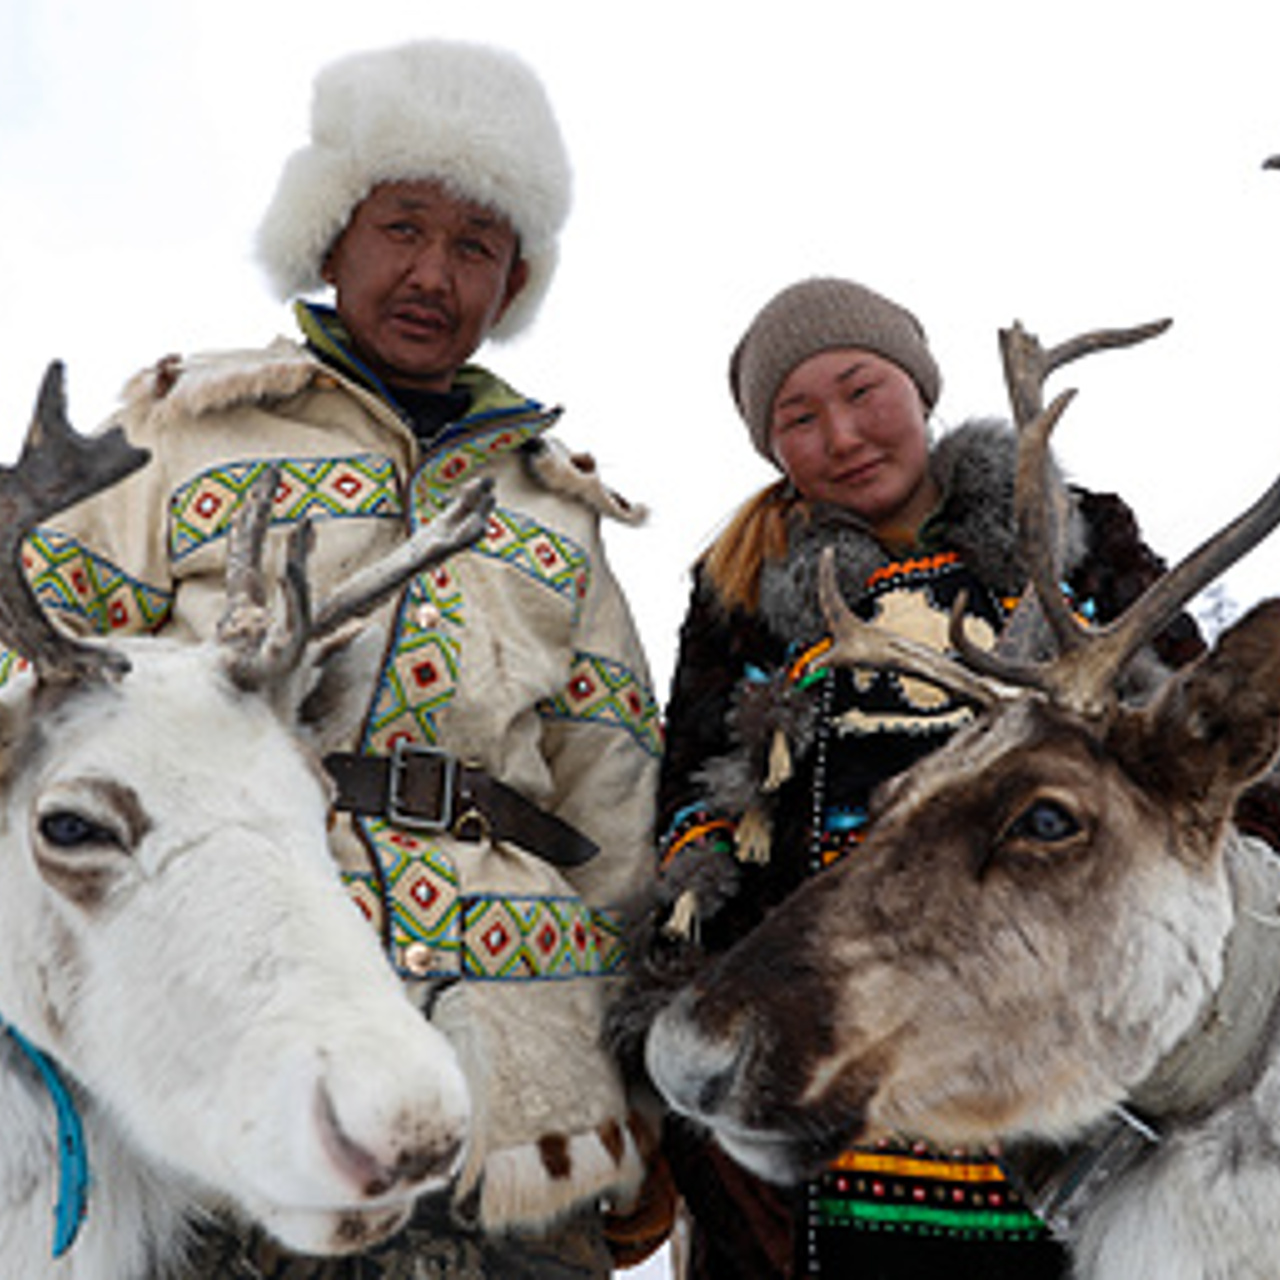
<box><xmin>410</xmin><ymin>419</ymin><xmax>549</xmax><ymax>516</ymax></box>
<box><xmin>169</xmin><ymin>455</ymin><xmax>401</xmax><ymax>561</ymax></box>
<box><xmin>539</xmin><ymin>652</ymin><xmax>662</xmax><ymax>758</ymax></box>
<box><xmin>356</xmin><ymin>818</ymin><xmax>462</xmax><ymax>959</ymax></box>
<box><xmin>363</xmin><ymin>570</ymin><xmax>462</xmax><ymax>753</ymax></box>
<box><xmin>478</xmin><ymin>507</ymin><xmax>590</xmax><ymax>617</ymax></box>
<box><xmin>341</xmin><ymin>836</ymin><xmax>624</xmax><ymax>984</ymax></box>
<box><xmin>461</xmin><ymin>895</ymin><xmax>624</xmax><ymax>981</ymax></box>
<box><xmin>26</xmin><ymin>528</ymin><xmax>173</xmax><ymax>636</ymax></box>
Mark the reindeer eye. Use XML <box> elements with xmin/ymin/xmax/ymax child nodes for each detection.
<box><xmin>39</xmin><ymin>811</ymin><xmax>121</xmax><ymax>849</ymax></box>
<box><xmin>1006</xmin><ymin>799</ymin><xmax>1080</xmax><ymax>845</ymax></box>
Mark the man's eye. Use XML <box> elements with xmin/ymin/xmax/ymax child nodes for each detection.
<box><xmin>457</xmin><ymin>237</ymin><xmax>497</xmax><ymax>260</ymax></box>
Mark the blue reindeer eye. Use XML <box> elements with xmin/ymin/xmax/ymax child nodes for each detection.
<box><xmin>1007</xmin><ymin>799</ymin><xmax>1080</xmax><ymax>844</ymax></box>
<box><xmin>39</xmin><ymin>812</ymin><xmax>120</xmax><ymax>849</ymax></box>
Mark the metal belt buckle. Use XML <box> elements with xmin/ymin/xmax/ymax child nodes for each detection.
<box><xmin>387</xmin><ymin>742</ymin><xmax>456</xmax><ymax>832</ymax></box>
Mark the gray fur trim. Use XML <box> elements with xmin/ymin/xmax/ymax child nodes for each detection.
<box><xmin>757</xmin><ymin>418</ymin><xmax>1085</xmax><ymax>642</ymax></box>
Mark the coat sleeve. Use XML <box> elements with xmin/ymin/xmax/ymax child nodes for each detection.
<box><xmin>532</xmin><ymin>516</ymin><xmax>662</xmax><ymax>912</ymax></box>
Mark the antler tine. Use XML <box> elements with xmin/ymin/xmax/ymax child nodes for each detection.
<box><xmin>310</xmin><ymin>477</ymin><xmax>495</xmax><ymax>639</ymax></box>
<box><xmin>0</xmin><ymin>362</ymin><xmax>149</xmax><ymax>683</ymax></box>
<box><xmin>818</xmin><ymin>549</ymin><xmax>1003</xmax><ymax>711</ymax></box>
<box><xmin>217</xmin><ymin>465</ymin><xmax>282</xmax><ymax>667</ymax></box>
<box><xmin>217</xmin><ymin>466</ymin><xmax>323</xmax><ymax>686</ymax></box>
<box><xmin>1013</xmin><ymin>388</ymin><xmax>1094</xmax><ymax>656</ymax></box>
<box><xmin>998</xmin><ymin>318</ymin><xmax>1174</xmax><ymax>716</ymax></box>
<box><xmin>999</xmin><ymin>319</ymin><xmax>1172</xmax><ymax>429</ymax></box>
<box><xmin>1001</xmin><ymin>321</ymin><xmax>1172</xmax><ymax>645</ymax></box>
<box><xmin>1049</xmin><ymin>466</ymin><xmax>1280</xmax><ymax>718</ymax></box>
<box><xmin>218</xmin><ymin>475</ymin><xmax>495</xmax><ymax>690</ymax></box>
<box><xmin>947</xmin><ymin>590</ymin><xmax>1055</xmax><ymax>694</ymax></box>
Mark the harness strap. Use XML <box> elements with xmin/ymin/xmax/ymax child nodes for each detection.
<box><xmin>1</xmin><ymin>1016</ymin><xmax>89</xmax><ymax>1257</ymax></box>
<box><xmin>325</xmin><ymin>744</ymin><xmax>599</xmax><ymax>868</ymax></box>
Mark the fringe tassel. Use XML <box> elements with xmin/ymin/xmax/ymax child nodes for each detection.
<box><xmin>735</xmin><ymin>806</ymin><xmax>772</xmax><ymax>865</ymax></box>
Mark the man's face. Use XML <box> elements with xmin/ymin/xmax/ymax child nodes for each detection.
<box><xmin>322</xmin><ymin>180</ymin><xmax>529</xmax><ymax>392</ymax></box>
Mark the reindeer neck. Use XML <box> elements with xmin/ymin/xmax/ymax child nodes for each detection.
<box><xmin>1131</xmin><ymin>831</ymin><xmax>1280</xmax><ymax>1122</ymax></box>
<box><xmin>1026</xmin><ymin>833</ymin><xmax>1280</xmax><ymax>1242</ymax></box>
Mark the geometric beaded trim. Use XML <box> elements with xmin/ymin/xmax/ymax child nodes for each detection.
<box><xmin>168</xmin><ymin>454</ymin><xmax>401</xmax><ymax>561</ymax></box>
<box><xmin>26</xmin><ymin>527</ymin><xmax>173</xmax><ymax>635</ymax></box>
<box><xmin>538</xmin><ymin>651</ymin><xmax>662</xmax><ymax>759</ymax></box>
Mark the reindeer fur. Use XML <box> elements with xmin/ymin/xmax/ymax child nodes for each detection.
<box><xmin>0</xmin><ymin>638</ymin><xmax>473</xmax><ymax>1278</ymax></box>
<box><xmin>646</xmin><ymin>599</ymin><xmax>1280</xmax><ymax>1280</ymax></box>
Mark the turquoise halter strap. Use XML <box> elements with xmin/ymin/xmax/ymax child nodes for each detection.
<box><xmin>1</xmin><ymin>1015</ymin><xmax>89</xmax><ymax>1257</ymax></box>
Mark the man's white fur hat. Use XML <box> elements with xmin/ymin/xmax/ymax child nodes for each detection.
<box><xmin>256</xmin><ymin>39</ymin><xmax>571</xmax><ymax>339</ymax></box>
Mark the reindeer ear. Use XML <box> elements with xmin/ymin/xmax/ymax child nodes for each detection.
<box><xmin>1140</xmin><ymin>600</ymin><xmax>1280</xmax><ymax>805</ymax></box>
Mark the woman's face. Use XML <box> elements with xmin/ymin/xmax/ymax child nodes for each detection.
<box><xmin>768</xmin><ymin>347</ymin><xmax>938</xmax><ymax>536</ymax></box>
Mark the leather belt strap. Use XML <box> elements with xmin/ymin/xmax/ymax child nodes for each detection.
<box><xmin>324</xmin><ymin>744</ymin><xmax>599</xmax><ymax>868</ymax></box>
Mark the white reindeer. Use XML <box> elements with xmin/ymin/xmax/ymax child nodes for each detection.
<box><xmin>0</xmin><ymin>364</ymin><xmax>489</xmax><ymax>1277</ymax></box>
<box><xmin>642</xmin><ymin>320</ymin><xmax>1280</xmax><ymax>1279</ymax></box>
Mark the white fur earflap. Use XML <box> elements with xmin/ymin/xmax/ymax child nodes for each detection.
<box><xmin>256</xmin><ymin>40</ymin><xmax>571</xmax><ymax>339</ymax></box>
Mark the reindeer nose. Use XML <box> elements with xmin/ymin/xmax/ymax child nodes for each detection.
<box><xmin>361</xmin><ymin>1129</ymin><xmax>466</xmax><ymax>1198</ymax></box>
<box><xmin>316</xmin><ymin>1080</ymin><xmax>465</xmax><ymax>1200</ymax></box>
<box><xmin>647</xmin><ymin>989</ymin><xmax>752</xmax><ymax>1122</ymax></box>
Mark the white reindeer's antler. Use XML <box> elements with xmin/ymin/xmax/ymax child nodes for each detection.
<box><xmin>311</xmin><ymin>479</ymin><xmax>494</xmax><ymax>639</ymax></box>
<box><xmin>0</xmin><ymin>363</ymin><xmax>150</xmax><ymax>684</ymax></box>
<box><xmin>218</xmin><ymin>471</ymin><xmax>495</xmax><ymax>689</ymax></box>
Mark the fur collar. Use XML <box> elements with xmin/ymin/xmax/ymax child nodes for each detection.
<box><xmin>757</xmin><ymin>418</ymin><xmax>1085</xmax><ymax>643</ymax></box>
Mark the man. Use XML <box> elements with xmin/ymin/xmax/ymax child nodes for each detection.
<box><xmin>27</xmin><ymin>39</ymin><xmax>661</xmax><ymax>1277</ymax></box>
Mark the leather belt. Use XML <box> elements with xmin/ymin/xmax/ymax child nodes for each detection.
<box><xmin>323</xmin><ymin>743</ymin><xmax>599</xmax><ymax>868</ymax></box>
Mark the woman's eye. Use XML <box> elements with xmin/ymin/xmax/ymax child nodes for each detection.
<box><xmin>39</xmin><ymin>811</ymin><xmax>120</xmax><ymax>849</ymax></box>
<box><xmin>1006</xmin><ymin>799</ymin><xmax>1080</xmax><ymax>844</ymax></box>
<box><xmin>777</xmin><ymin>412</ymin><xmax>814</xmax><ymax>433</ymax></box>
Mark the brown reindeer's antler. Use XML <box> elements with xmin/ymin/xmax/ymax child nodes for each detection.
<box><xmin>0</xmin><ymin>363</ymin><xmax>150</xmax><ymax>684</ymax></box>
<box><xmin>821</xmin><ymin>320</ymin><xmax>1280</xmax><ymax>721</ymax></box>
<box><xmin>218</xmin><ymin>467</ymin><xmax>495</xmax><ymax>689</ymax></box>
<box><xmin>818</xmin><ymin>550</ymin><xmax>1007</xmax><ymax>710</ymax></box>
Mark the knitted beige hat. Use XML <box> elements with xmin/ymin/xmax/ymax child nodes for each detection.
<box><xmin>256</xmin><ymin>39</ymin><xmax>571</xmax><ymax>340</ymax></box>
<box><xmin>729</xmin><ymin>277</ymin><xmax>942</xmax><ymax>460</ymax></box>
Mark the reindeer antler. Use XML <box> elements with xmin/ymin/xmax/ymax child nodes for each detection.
<box><xmin>821</xmin><ymin>320</ymin><xmax>1280</xmax><ymax>722</ymax></box>
<box><xmin>0</xmin><ymin>363</ymin><xmax>150</xmax><ymax>684</ymax></box>
<box><xmin>218</xmin><ymin>469</ymin><xmax>495</xmax><ymax>689</ymax></box>
<box><xmin>818</xmin><ymin>550</ymin><xmax>1007</xmax><ymax>711</ymax></box>
<box><xmin>992</xmin><ymin>319</ymin><xmax>1280</xmax><ymax>716</ymax></box>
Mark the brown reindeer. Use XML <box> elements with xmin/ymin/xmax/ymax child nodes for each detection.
<box><xmin>644</xmin><ymin>320</ymin><xmax>1280</xmax><ymax>1280</ymax></box>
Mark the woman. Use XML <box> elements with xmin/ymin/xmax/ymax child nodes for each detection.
<box><xmin>632</xmin><ymin>277</ymin><xmax>1210</xmax><ymax>1279</ymax></box>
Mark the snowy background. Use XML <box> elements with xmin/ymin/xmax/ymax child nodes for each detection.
<box><xmin>4</xmin><ymin>5</ymin><xmax>1280</xmax><ymax>1270</ymax></box>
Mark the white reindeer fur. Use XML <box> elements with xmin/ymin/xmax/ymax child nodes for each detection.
<box><xmin>1073</xmin><ymin>1056</ymin><xmax>1280</xmax><ymax>1280</ymax></box>
<box><xmin>0</xmin><ymin>637</ymin><xmax>471</xmax><ymax>1277</ymax></box>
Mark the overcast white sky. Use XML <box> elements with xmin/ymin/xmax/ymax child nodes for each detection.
<box><xmin>3</xmin><ymin>0</ymin><xmax>1279</xmax><ymax>701</ymax></box>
